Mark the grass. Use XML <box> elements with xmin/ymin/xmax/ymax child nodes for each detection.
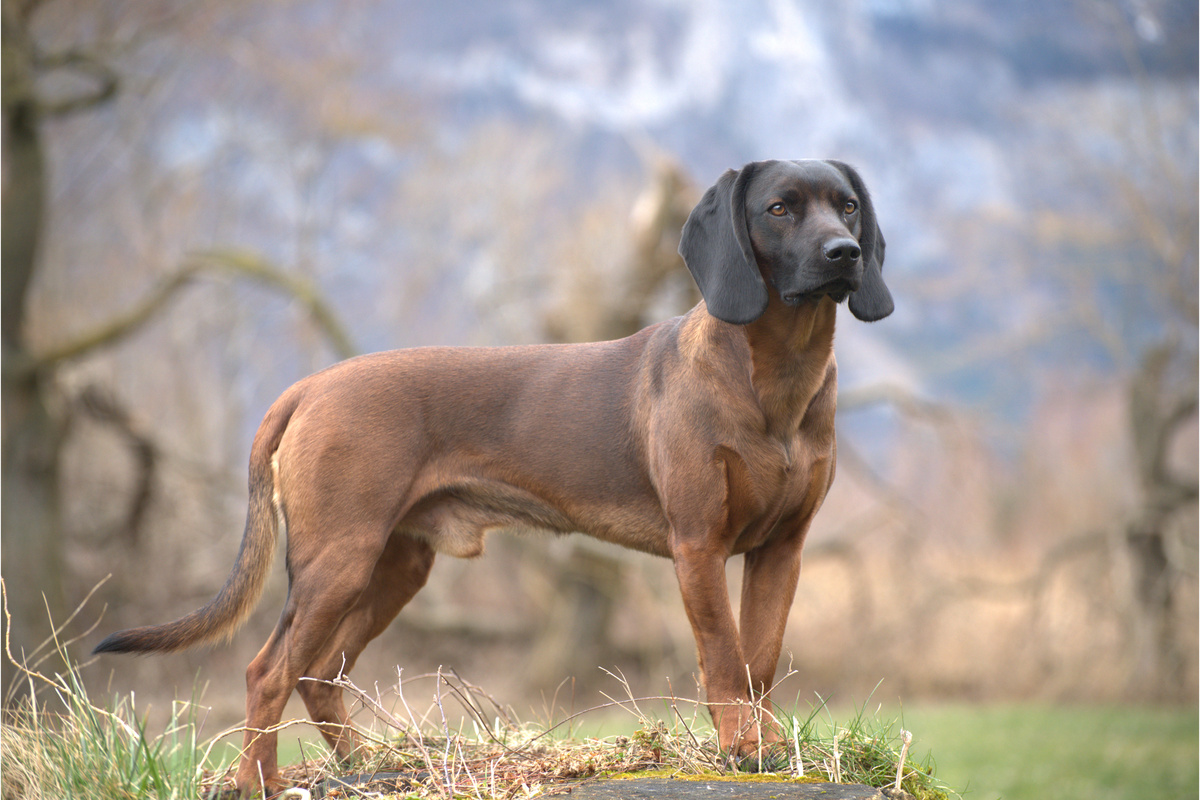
<box><xmin>2</xmin><ymin>638</ymin><xmax>950</xmax><ymax>799</ymax></box>
<box><xmin>8</xmin><ymin>645</ymin><xmax>1195</xmax><ymax>800</ymax></box>
<box><xmin>1</xmin><ymin>581</ymin><xmax>213</xmax><ymax>799</ymax></box>
<box><xmin>5</xmin><ymin>585</ymin><xmax>1193</xmax><ymax>799</ymax></box>
<box><xmin>1</xmin><ymin>675</ymin><xmax>209</xmax><ymax>800</ymax></box>
<box><xmin>258</xmin><ymin>667</ymin><xmax>954</xmax><ymax>799</ymax></box>
<box><xmin>890</xmin><ymin>703</ymin><xmax>1198</xmax><ymax>800</ymax></box>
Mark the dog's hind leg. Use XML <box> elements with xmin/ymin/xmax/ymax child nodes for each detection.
<box><xmin>295</xmin><ymin>533</ymin><xmax>436</xmax><ymax>759</ymax></box>
<box><xmin>235</xmin><ymin>530</ymin><xmax>393</xmax><ymax>795</ymax></box>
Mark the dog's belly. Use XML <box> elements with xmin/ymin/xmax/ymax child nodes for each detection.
<box><xmin>394</xmin><ymin>480</ymin><xmax>671</xmax><ymax>559</ymax></box>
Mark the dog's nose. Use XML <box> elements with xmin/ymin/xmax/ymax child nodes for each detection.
<box><xmin>823</xmin><ymin>238</ymin><xmax>862</xmax><ymax>265</ymax></box>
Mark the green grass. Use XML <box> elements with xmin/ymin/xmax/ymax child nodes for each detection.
<box><xmin>312</xmin><ymin>671</ymin><xmax>954</xmax><ymax>799</ymax></box>
<box><xmin>1</xmin><ymin>662</ymin><xmax>211</xmax><ymax>799</ymax></box>
<box><xmin>1</xmin><ymin>653</ymin><xmax>949</xmax><ymax>799</ymax></box>
<box><xmin>4</xmin><ymin>632</ymin><xmax>1193</xmax><ymax>800</ymax></box>
<box><xmin>887</xmin><ymin>703</ymin><xmax>1198</xmax><ymax>800</ymax></box>
<box><xmin>1</xmin><ymin>581</ymin><xmax>216</xmax><ymax>799</ymax></box>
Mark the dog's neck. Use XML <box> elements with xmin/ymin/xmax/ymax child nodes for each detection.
<box><xmin>684</xmin><ymin>296</ymin><xmax>837</xmax><ymax>436</ymax></box>
<box><xmin>742</xmin><ymin>294</ymin><xmax>838</xmax><ymax>434</ymax></box>
<box><xmin>744</xmin><ymin>293</ymin><xmax>838</xmax><ymax>362</ymax></box>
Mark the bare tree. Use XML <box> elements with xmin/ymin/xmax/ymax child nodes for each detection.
<box><xmin>0</xmin><ymin>1</ymin><xmax>355</xmax><ymax>691</ymax></box>
<box><xmin>1063</xmin><ymin>7</ymin><xmax>1197</xmax><ymax>696</ymax></box>
<box><xmin>3</xmin><ymin>0</ymin><xmax>124</xmax><ymax>677</ymax></box>
<box><xmin>526</xmin><ymin>154</ymin><xmax>701</xmax><ymax>690</ymax></box>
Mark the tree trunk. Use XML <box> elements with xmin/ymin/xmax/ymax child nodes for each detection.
<box><xmin>1124</xmin><ymin>343</ymin><xmax>1197</xmax><ymax>698</ymax></box>
<box><xmin>1</xmin><ymin>0</ymin><xmax>68</xmax><ymax>686</ymax></box>
<box><xmin>1</xmin><ymin>371</ymin><xmax>69</xmax><ymax>673</ymax></box>
<box><xmin>532</xmin><ymin>159</ymin><xmax>699</xmax><ymax>691</ymax></box>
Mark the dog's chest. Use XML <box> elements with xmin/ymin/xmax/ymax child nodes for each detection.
<box><xmin>721</xmin><ymin>426</ymin><xmax>834</xmax><ymax>554</ymax></box>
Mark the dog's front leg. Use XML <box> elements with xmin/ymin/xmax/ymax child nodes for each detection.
<box><xmin>670</xmin><ymin>537</ymin><xmax>761</xmax><ymax>758</ymax></box>
<box><xmin>737</xmin><ymin>533</ymin><xmax>806</xmax><ymax>747</ymax></box>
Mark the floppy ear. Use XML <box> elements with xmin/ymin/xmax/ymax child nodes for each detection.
<box><xmin>678</xmin><ymin>163</ymin><xmax>769</xmax><ymax>325</ymax></box>
<box><xmin>828</xmin><ymin>161</ymin><xmax>893</xmax><ymax>322</ymax></box>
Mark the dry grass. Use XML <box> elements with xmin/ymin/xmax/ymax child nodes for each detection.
<box><xmin>2</xmin><ymin>592</ymin><xmax>951</xmax><ymax>800</ymax></box>
<box><xmin>197</xmin><ymin>667</ymin><xmax>951</xmax><ymax>799</ymax></box>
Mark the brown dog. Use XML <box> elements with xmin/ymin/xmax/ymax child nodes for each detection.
<box><xmin>95</xmin><ymin>159</ymin><xmax>892</xmax><ymax>795</ymax></box>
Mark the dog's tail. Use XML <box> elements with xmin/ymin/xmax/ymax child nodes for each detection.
<box><xmin>93</xmin><ymin>387</ymin><xmax>303</xmax><ymax>655</ymax></box>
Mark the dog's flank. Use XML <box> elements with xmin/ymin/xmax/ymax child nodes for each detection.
<box><xmin>94</xmin><ymin>159</ymin><xmax>892</xmax><ymax>796</ymax></box>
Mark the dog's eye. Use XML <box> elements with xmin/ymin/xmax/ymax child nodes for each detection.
<box><xmin>768</xmin><ymin>202</ymin><xmax>787</xmax><ymax>217</ymax></box>
<box><xmin>843</xmin><ymin>200</ymin><xmax>858</xmax><ymax>216</ymax></box>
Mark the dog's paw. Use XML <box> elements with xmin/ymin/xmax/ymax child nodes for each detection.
<box><xmin>729</xmin><ymin>741</ymin><xmax>790</xmax><ymax>773</ymax></box>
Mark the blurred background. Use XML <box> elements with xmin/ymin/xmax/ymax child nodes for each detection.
<box><xmin>2</xmin><ymin>0</ymin><xmax>1196</xmax><ymax>754</ymax></box>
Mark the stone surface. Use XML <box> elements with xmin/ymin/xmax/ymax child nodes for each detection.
<box><xmin>309</xmin><ymin>772</ymin><xmax>902</xmax><ymax>800</ymax></box>
<box><xmin>566</xmin><ymin>778</ymin><xmax>885</xmax><ymax>799</ymax></box>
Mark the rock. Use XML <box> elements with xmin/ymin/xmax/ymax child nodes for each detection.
<box><xmin>567</xmin><ymin>777</ymin><xmax>886</xmax><ymax>799</ymax></box>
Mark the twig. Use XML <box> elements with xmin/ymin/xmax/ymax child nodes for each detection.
<box><xmin>393</xmin><ymin>668</ymin><xmax>438</xmax><ymax>790</ymax></box>
<box><xmin>303</xmin><ymin>673</ymin><xmax>409</xmax><ymax>733</ymax></box>
<box><xmin>792</xmin><ymin>716</ymin><xmax>804</xmax><ymax>777</ymax></box>
<box><xmin>439</xmin><ymin>670</ymin><xmax>519</xmax><ymax>751</ymax></box>
<box><xmin>746</xmin><ymin>664</ymin><xmax>763</xmax><ymax>771</ymax></box>
<box><xmin>666</xmin><ymin>676</ymin><xmax>718</xmax><ymax>770</ymax></box>
<box><xmin>895</xmin><ymin>728</ymin><xmax>913</xmax><ymax>791</ymax></box>
<box><xmin>434</xmin><ymin>667</ymin><xmax>455</xmax><ymax>796</ymax></box>
<box><xmin>832</xmin><ymin>728</ymin><xmax>843</xmax><ymax>784</ymax></box>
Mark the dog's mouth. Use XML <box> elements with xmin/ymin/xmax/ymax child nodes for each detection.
<box><xmin>781</xmin><ymin>278</ymin><xmax>858</xmax><ymax>307</ymax></box>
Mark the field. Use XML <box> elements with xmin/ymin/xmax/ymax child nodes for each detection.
<box><xmin>3</xmin><ymin>646</ymin><xmax>1195</xmax><ymax>800</ymax></box>
<box><xmin>267</xmin><ymin>698</ymin><xmax>1196</xmax><ymax>799</ymax></box>
<box><xmin>888</xmin><ymin>703</ymin><xmax>1198</xmax><ymax>800</ymax></box>
<box><xmin>562</xmin><ymin>700</ymin><xmax>1200</xmax><ymax>800</ymax></box>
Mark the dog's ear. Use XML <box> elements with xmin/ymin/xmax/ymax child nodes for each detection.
<box><xmin>678</xmin><ymin>164</ymin><xmax>769</xmax><ymax>325</ymax></box>
<box><xmin>828</xmin><ymin>161</ymin><xmax>893</xmax><ymax>322</ymax></box>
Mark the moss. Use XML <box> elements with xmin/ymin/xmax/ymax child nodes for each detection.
<box><xmin>607</xmin><ymin>767</ymin><xmax>825</xmax><ymax>785</ymax></box>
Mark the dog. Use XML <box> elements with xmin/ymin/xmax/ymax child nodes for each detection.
<box><xmin>95</xmin><ymin>159</ymin><xmax>892</xmax><ymax>796</ymax></box>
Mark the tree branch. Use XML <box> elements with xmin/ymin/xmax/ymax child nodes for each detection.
<box><xmin>34</xmin><ymin>48</ymin><xmax>119</xmax><ymax>118</ymax></box>
<box><xmin>28</xmin><ymin>266</ymin><xmax>199</xmax><ymax>369</ymax></box>
<box><xmin>189</xmin><ymin>248</ymin><xmax>357</xmax><ymax>360</ymax></box>
<box><xmin>22</xmin><ymin>251</ymin><xmax>357</xmax><ymax>375</ymax></box>
<box><xmin>75</xmin><ymin>385</ymin><xmax>156</xmax><ymax>547</ymax></box>
<box><xmin>838</xmin><ymin>383</ymin><xmax>956</xmax><ymax>425</ymax></box>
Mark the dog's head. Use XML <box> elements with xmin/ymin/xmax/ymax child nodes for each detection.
<box><xmin>678</xmin><ymin>159</ymin><xmax>893</xmax><ymax>325</ymax></box>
